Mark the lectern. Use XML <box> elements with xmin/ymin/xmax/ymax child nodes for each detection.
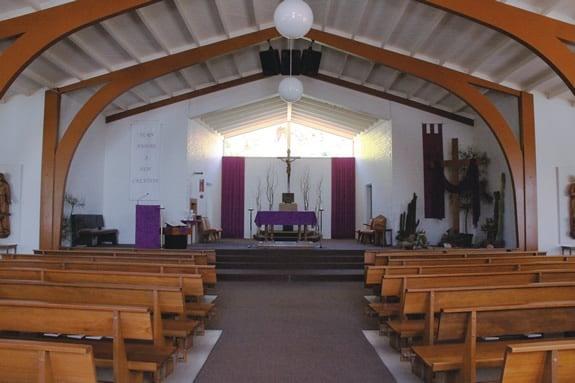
<box><xmin>135</xmin><ymin>205</ymin><xmax>161</xmax><ymax>248</ymax></box>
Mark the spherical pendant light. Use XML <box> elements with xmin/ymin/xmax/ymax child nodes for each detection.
<box><xmin>278</xmin><ymin>77</ymin><xmax>303</xmax><ymax>103</ymax></box>
<box><xmin>273</xmin><ymin>0</ymin><xmax>314</xmax><ymax>39</ymax></box>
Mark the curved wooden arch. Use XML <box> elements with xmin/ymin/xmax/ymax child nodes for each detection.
<box><xmin>415</xmin><ymin>0</ymin><xmax>575</xmax><ymax>95</ymax></box>
<box><xmin>46</xmin><ymin>29</ymin><xmax>533</xmax><ymax>249</ymax></box>
<box><xmin>0</xmin><ymin>0</ymin><xmax>161</xmax><ymax>100</ymax></box>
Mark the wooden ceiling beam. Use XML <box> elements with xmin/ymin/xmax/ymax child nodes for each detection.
<box><xmin>0</xmin><ymin>0</ymin><xmax>161</xmax><ymax>100</ymax></box>
<box><xmin>105</xmin><ymin>73</ymin><xmax>267</xmax><ymax>123</ymax></box>
<box><xmin>314</xmin><ymin>73</ymin><xmax>474</xmax><ymax>126</ymax></box>
<box><xmin>415</xmin><ymin>0</ymin><xmax>575</xmax><ymax>95</ymax></box>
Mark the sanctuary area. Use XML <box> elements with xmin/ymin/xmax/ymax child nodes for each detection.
<box><xmin>1</xmin><ymin>0</ymin><xmax>575</xmax><ymax>382</ymax></box>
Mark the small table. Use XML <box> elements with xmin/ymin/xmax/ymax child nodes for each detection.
<box><xmin>255</xmin><ymin>211</ymin><xmax>317</xmax><ymax>241</ymax></box>
<box><xmin>561</xmin><ymin>245</ymin><xmax>575</xmax><ymax>255</ymax></box>
<box><xmin>0</xmin><ymin>244</ymin><xmax>17</xmax><ymax>254</ymax></box>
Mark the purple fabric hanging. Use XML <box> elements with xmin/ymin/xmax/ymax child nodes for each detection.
<box><xmin>221</xmin><ymin>157</ymin><xmax>245</xmax><ymax>238</ymax></box>
<box><xmin>135</xmin><ymin>205</ymin><xmax>161</xmax><ymax>248</ymax></box>
<box><xmin>331</xmin><ymin>158</ymin><xmax>356</xmax><ymax>239</ymax></box>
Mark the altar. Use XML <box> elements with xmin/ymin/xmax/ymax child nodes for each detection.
<box><xmin>255</xmin><ymin>211</ymin><xmax>317</xmax><ymax>241</ymax></box>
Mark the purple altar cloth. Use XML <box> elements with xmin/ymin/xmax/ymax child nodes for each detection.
<box><xmin>136</xmin><ymin>205</ymin><xmax>161</xmax><ymax>249</ymax></box>
<box><xmin>254</xmin><ymin>211</ymin><xmax>317</xmax><ymax>226</ymax></box>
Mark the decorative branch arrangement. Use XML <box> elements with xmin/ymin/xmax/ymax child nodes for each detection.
<box><xmin>265</xmin><ymin>164</ymin><xmax>277</xmax><ymax>210</ymax></box>
<box><xmin>255</xmin><ymin>178</ymin><xmax>262</xmax><ymax>211</ymax></box>
<box><xmin>300</xmin><ymin>167</ymin><xmax>311</xmax><ymax>210</ymax></box>
<box><xmin>315</xmin><ymin>177</ymin><xmax>324</xmax><ymax>213</ymax></box>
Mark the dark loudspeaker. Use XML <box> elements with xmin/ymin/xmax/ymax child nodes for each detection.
<box><xmin>301</xmin><ymin>47</ymin><xmax>322</xmax><ymax>76</ymax></box>
<box><xmin>259</xmin><ymin>47</ymin><xmax>281</xmax><ymax>76</ymax></box>
<box><xmin>281</xmin><ymin>49</ymin><xmax>302</xmax><ymax>75</ymax></box>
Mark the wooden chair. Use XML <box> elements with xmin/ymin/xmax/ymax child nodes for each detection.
<box><xmin>198</xmin><ymin>217</ymin><xmax>222</xmax><ymax>242</ymax></box>
<box><xmin>357</xmin><ymin>215</ymin><xmax>387</xmax><ymax>245</ymax></box>
<box><xmin>0</xmin><ymin>339</ymin><xmax>98</xmax><ymax>383</ymax></box>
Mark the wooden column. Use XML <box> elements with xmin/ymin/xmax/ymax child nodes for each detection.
<box><xmin>520</xmin><ymin>92</ymin><xmax>538</xmax><ymax>250</ymax></box>
<box><xmin>40</xmin><ymin>90</ymin><xmax>60</xmax><ymax>249</ymax></box>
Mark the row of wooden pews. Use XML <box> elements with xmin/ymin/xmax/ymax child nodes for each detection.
<box><xmin>0</xmin><ymin>248</ymin><xmax>217</xmax><ymax>383</ymax></box>
<box><xmin>364</xmin><ymin>249</ymin><xmax>575</xmax><ymax>382</ymax></box>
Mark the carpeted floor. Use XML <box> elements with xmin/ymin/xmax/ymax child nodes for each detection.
<box><xmin>195</xmin><ymin>281</ymin><xmax>396</xmax><ymax>383</ymax></box>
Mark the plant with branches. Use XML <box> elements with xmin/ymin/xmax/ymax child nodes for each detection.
<box><xmin>265</xmin><ymin>164</ymin><xmax>277</xmax><ymax>210</ymax></box>
<box><xmin>255</xmin><ymin>178</ymin><xmax>263</xmax><ymax>211</ymax></box>
<box><xmin>300</xmin><ymin>167</ymin><xmax>311</xmax><ymax>210</ymax></box>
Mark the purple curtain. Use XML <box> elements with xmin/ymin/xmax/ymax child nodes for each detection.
<box><xmin>331</xmin><ymin>158</ymin><xmax>356</xmax><ymax>239</ymax></box>
<box><xmin>221</xmin><ymin>157</ymin><xmax>245</xmax><ymax>238</ymax></box>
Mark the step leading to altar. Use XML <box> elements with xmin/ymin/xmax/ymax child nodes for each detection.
<box><xmin>215</xmin><ymin>246</ymin><xmax>364</xmax><ymax>282</ymax></box>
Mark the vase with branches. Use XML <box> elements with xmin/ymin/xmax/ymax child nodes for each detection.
<box><xmin>61</xmin><ymin>192</ymin><xmax>85</xmax><ymax>246</ymax></box>
<box><xmin>300</xmin><ymin>167</ymin><xmax>311</xmax><ymax>210</ymax></box>
<box><xmin>265</xmin><ymin>164</ymin><xmax>277</xmax><ymax>210</ymax></box>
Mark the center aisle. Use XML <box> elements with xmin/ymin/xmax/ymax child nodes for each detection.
<box><xmin>196</xmin><ymin>281</ymin><xmax>396</xmax><ymax>382</ymax></box>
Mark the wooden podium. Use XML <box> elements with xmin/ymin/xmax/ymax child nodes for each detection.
<box><xmin>135</xmin><ymin>205</ymin><xmax>161</xmax><ymax>249</ymax></box>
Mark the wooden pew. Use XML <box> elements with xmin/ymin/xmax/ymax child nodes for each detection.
<box><xmin>500</xmin><ymin>339</ymin><xmax>575</xmax><ymax>383</ymax></box>
<box><xmin>0</xmin><ymin>339</ymin><xmax>98</xmax><ymax>383</ymax></box>
<box><xmin>36</xmin><ymin>248</ymin><xmax>216</xmax><ymax>265</ymax></box>
<box><xmin>412</xmin><ymin>302</ymin><xmax>575</xmax><ymax>383</ymax></box>
<box><xmin>5</xmin><ymin>253</ymin><xmax>199</xmax><ymax>265</ymax></box>
<box><xmin>0</xmin><ymin>300</ymin><xmax>162</xmax><ymax>383</ymax></box>
<box><xmin>0</xmin><ymin>258</ymin><xmax>217</xmax><ymax>285</ymax></box>
<box><xmin>364</xmin><ymin>249</ymin><xmax>525</xmax><ymax>265</ymax></box>
<box><xmin>365</xmin><ymin>260</ymin><xmax>575</xmax><ymax>286</ymax></box>
<box><xmin>0</xmin><ymin>268</ymin><xmax>205</xmax><ymax>299</ymax></box>
<box><xmin>403</xmin><ymin>283</ymin><xmax>575</xmax><ymax>347</ymax></box>
<box><xmin>0</xmin><ymin>267</ymin><xmax>213</xmax><ymax>328</ymax></box>
<box><xmin>376</xmin><ymin>271</ymin><xmax>575</xmax><ymax>349</ymax></box>
<box><xmin>0</xmin><ymin>279</ymin><xmax>203</xmax><ymax>361</ymax></box>
<box><xmin>385</xmin><ymin>254</ymin><xmax>561</xmax><ymax>267</ymax></box>
<box><xmin>374</xmin><ymin>250</ymin><xmax>543</xmax><ymax>266</ymax></box>
<box><xmin>380</xmin><ymin>269</ymin><xmax>575</xmax><ymax>299</ymax></box>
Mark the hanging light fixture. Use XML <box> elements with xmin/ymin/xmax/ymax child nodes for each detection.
<box><xmin>278</xmin><ymin>76</ymin><xmax>303</xmax><ymax>103</ymax></box>
<box><xmin>273</xmin><ymin>0</ymin><xmax>314</xmax><ymax>39</ymax></box>
<box><xmin>274</xmin><ymin>0</ymin><xmax>313</xmax><ymax>104</ymax></box>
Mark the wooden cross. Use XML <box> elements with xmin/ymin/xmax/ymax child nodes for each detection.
<box><xmin>277</xmin><ymin>148</ymin><xmax>300</xmax><ymax>193</ymax></box>
<box><xmin>443</xmin><ymin>138</ymin><xmax>469</xmax><ymax>233</ymax></box>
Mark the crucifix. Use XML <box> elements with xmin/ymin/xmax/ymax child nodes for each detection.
<box><xmin>276</xmin><ymin>103</ymin><xmax>300</xmax><ymax>193</ymax></box>
<box><xmin>278</xmin><ymin>148</ymin><xmax>300</xmax><ymax>193</ymax></box>
<box><xmin>443</xmin><ymin>138</ymin><xmax>469</xmax><ymax>233</ymax></box>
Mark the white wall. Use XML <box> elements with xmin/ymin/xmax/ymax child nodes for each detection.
<box><xmin>187</xmin><ymin>119</ymin><xmax>223</xmax><ymax>227</ymax></box>
<box><xmin>534</xmin><ymin>93</ymin><xmax>575</xmax><ymax>254</ymax></box>
<box><xmin>103</xmin><ymin>102</ymin><xmax>189</xmax><ymax>244</ymax></box>
<box><xmin>355</xmin><ymin>120</ymin><xmax>393</xmax><ymax>229</ymax></box>
<box><xmin>244</xmin><ymin>157</ymin><xmax>332</xmax><ymax>239</ymax></box>
<box><xmin>65</xmin><ymin>102</ymin><xmax>106</xmax><ymax>218</ymax></box>
<box><xmin>0</xmin><ymin>92</ymin><xmax>45</xmax><ymax>252</ymax></box>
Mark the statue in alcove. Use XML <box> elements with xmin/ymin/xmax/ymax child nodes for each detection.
<box><xmin>0</xmin><ymin>173</ymin><xmax>11</xmax><ymax>238</ymax></box>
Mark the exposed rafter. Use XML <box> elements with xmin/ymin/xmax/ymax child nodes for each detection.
<box><xmin>416</xmin><ymin>0</ymin><xmax>575</xmax><ymax>95</ymax></box>
<box><xmin>0</xmin><ymin>0</ymin><xmax>161</xmax><ymax>100</ymax></box>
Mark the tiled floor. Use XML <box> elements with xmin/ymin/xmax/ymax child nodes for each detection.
<box><xmin>166</xmin><ymin>330</ymin><xmax>222</xmax><ymax>383</ymax></box>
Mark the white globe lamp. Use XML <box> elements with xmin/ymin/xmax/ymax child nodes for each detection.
<box><xmin>274</xmin><ymin>0</ymin><xmax>314</xmax><ymax>39</ymax></box>
<box><xmin>278</xmin><ymin>77</ymin><xmax>303</xmax><ymax>103</ymax></box>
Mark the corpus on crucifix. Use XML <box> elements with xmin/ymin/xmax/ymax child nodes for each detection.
<box><xmin>277</xmin><ymin>104</ymin><xmax>300</xmax><ymax>194</ymax></box>
<box><xmin>277</xmin><ymin>148</ymin><xmax>300</xmax><ymax>193</ymax></box>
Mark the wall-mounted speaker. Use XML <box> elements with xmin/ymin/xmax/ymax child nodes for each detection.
<box><xmin>281</xmin><ymin>49</ymin><xmax>302</xmax><ymax>75</ymax></box>
<box><xmin>301</xmin><ymin>47</ymin><xmax>322</xmax><ymax>76</ymax></box>
<box><xmin>259</xmin><ymin>47</ymin><xmax>281</xmax><ymax>76</ymax></box>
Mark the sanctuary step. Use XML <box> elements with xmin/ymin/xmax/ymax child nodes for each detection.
<box><xmin>215</xmin><ymin>248</ymin><xmax>364</xmax><ymax>282</ymax></box>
